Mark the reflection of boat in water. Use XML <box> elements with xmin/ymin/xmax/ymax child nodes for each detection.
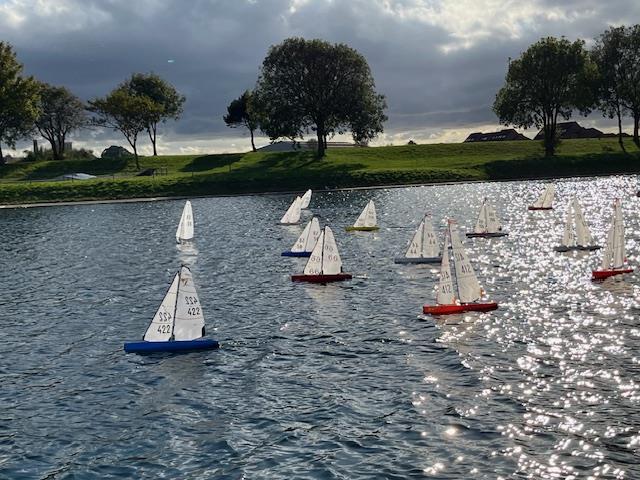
<box><xmin>423</xmin><ymin>221</ymin><xmax>498</xmax><ymax>316</ymax></box>
<box><xmin>124</xmin><ymin>265</ymin><xmax>219</xmax><ymax>353</ymax></box>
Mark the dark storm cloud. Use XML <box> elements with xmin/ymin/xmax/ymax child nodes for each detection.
<box><xmin>1</xmin><ymin>0</ymin><xmax>639</xmax><ymax>152</ymax></box>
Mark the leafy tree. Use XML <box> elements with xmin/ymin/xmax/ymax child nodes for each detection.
<box><xmin>0</xmin><ymin>42</ymin><xmax>40</xmax><ymax>164</ymax></box>
<box><xmin>125</xmin><ymin>73</ymin><xmax>185</xmax><ymax>156</ymax></box>
<box><xmin>618</xmin><ymin>25</ymin><xmax>640</xmax><ymax>149</ymax></box>
<box><xmin>35</xmin><ymin>82</ymin><xmax>87</xmax><ymax>160</ymax></box>
<box><xmin>493</xmin><ymin>37</ymin><xmax>594</xmax><ymax>157</ymax></box>
<box><xmin>224</xmin><ymin>90</ymin><xmax>259</xmax><ymax>152</ymax></box>
<box><xmin>254</xmin><ymin>38</ymin><xmax>387</xmax><ymax>157</ymax></box>
<box><xmin>87</xmin><ymin>87</ymin><xmax>161</xmax><ymax>169</ymax></box>
<box><xmin>592</xmin><ymin>27</ymin><xmax>629</xmax><ymax>152</ymax></box>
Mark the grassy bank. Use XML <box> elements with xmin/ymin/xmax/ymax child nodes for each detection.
<box><xmin>1</xmin><ymin>138</ymin><xmax>639</xmax><ymax>204</ymax></box>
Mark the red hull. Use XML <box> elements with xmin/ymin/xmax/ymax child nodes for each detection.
<box><xmin>528</xmin><ymin>206</ymin><xmax>553</xmax><ymax>211</ymax></box>
<box><xmin>422</xmin><ymin>302</ymin><xmax>498</xmax><ymax>315</ymax></box>
<box><xmin>291</xmin><ymin>273</ymin><xmax>352</xmax><ymax>283</ymax></box>
<box><xmin>591</xmin><ymin>268</ymin><xmax>633</xmax><ymax>281</ymax></box>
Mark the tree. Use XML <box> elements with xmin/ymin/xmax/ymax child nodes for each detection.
<box><xmin>224</xmin><ymin>90</ymin><xmax>259</xmax><ymax>152</ymax></box>
<box><xmin>592</xmin><ymin>27</ymin><xmax>629</xmax><ymax>153</ymax></box>
<box><xmin>125</xmin><ymin>73</ymin><xmax>185</xmax><ymax>156</ymax></box>
<box><xmin>493</xmin><ymin>37</ymin><xmax>594</xmax><ymax>157</ymax></box>
<box><xmin>618</xmin><ymin>25</ymin><xmax>640</xmax><ymax>149</ymax></box>
<box><xmin>35</xmin><ymin>82</ymin><xmax>87</xmax><ymax>160</ymax></box>
<box><xmin>87</xmin><ymin>87</ymin><xmax>161</xmax><ymax>170</ymax></box>
<box><xmin>254</xmin><ymin>38</ymin><xmax>387</xmax><ymax>157</ymax></box>
<box><xmin>0</xmin><ymin>42</ymin><xmax>40</xmax><ymax>164</ymax></box>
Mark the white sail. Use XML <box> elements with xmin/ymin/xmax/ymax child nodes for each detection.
<box><xmin>474</xmin><ymin>201</ymin><xmax>488</xmax><ymax>233</ymax></box>
<box><xmin>422</xmin><ymin>217</ymin><xmax>440</xmax><ymax>257</ymax></box>
<box><xmin>176</xmin><ymin>200</ymin><xmax>194</xmax><ymax>242</ymax></box>
<box><xmin>303</xmin><ymin>230</ymin><xmax>324</xmax><ymax>275</ymax></box>
<box><xmin>300</xmin><ymin>189</ymin><xmax>312</xmax><ymax>209</ymax></box>
<box><xmin>280</xmin><ymin>196</ymin><xmax>302</xmax><ymax>224</ymax></box>
<box><xmin>532</xmin><ymin>184</ymin><xmax>555</xmax><ymax>208</ymax></box>
<box><xmin>449</xmin><ymin>223</ymin><xmax>482</xmax><ymax>303</ymax></box>
<box><xmin>572</xmin><ymin>198</ymin><xmax>593</xmax><ymax>247</ymax></box>
<box><xmin>436</xmin><ymin>233</ymin><xmax>455</xmax><ymax>305</ymax></box>
<box><xmin>144</xmin><ymin>273</ymin><xmax>179</xmax><ymax>341</ymax></box>
<box><xmin>485</xmin><ymin>203</ymin><xmax>501</xmax><ymax>233</ymax></box>
<box><xmin>291</xmin><ymin>217</ymin><xmax>321</xmax><ymax>253</ymax></box>
<box><xmin>612</xmin><ymin>200</ymin><xmax>625</xmax><ymax>268</ymax></box>
<box><xmin>600</xmin><ymin>213</ymin><xmax>615</xmax><ymax>270</ymax></box>
<box><xmin>561</xmin><ymin>200</ymin><xmax>575</xmax><ymax>247</ymax></box>
<box><xmin>405</xmin><ymin>220</ymin><xmax>424</xmax><ymax>258</ymax></box>
<box><xmin>173</xmin><ymin>266</ymin><xmax>205</xmax><ymax>341</ymax></box>
<box><xmin>321</xmin><ymin>226</ymin><xmax>342</xmax><ymax>274</ymax></box>
<box><xmin>353</xmin><ymin>200</ymin><xmax>377</xmax><ymax>228</ymax></box>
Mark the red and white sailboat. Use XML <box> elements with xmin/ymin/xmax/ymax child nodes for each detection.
<box><xmin>591</xmin><ymin>199</ymin><xmax>633</xmax><ymax>281</ymax></box>
<box><xmin>291</xmin><ymin>226</ymin><xmax>352</xmax><ymax>283</ymax></box>
<box><xmin>528</xmin><ymin>184</ymin><xmax>555</xmax><ymax>211</ymax></box>
<box><xmin>423</xmin><ymin>221</ymin><xmax>498</xmax><ymax>315</ymax></box>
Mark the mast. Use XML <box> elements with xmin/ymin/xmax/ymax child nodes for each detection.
<box><xmin>320</xmin><ymin>226</ymin><xmax>325</xmax><ymax>274</ymax></box>
<box><xmin>169</xmin><ymin>267</ymin><xmax>181</xmax><ymax>341</ymax></box>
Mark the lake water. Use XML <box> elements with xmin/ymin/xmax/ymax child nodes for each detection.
<box><xmin>1</xmin><ymin>175</ymin><xmax>639</xmax><ymax>479</ymax></box>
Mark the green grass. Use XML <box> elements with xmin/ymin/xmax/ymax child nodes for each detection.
<box><xmin>1</xmin><ymin>137</ymin><xmax>639</xmax><ymax>204</ymax></box>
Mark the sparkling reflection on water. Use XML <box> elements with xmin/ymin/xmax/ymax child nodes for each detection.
<box><xmin>1</xmin><ymin>175</ymin><xmax>639</xmax><ymax>479</ymax></box>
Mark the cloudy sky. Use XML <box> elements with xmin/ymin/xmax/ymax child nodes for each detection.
<box><xmin>1</xmin><ymin>0</ymin><xmax>639</xmax><ymax>155</ymax></box>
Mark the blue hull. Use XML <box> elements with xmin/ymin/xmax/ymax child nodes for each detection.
<box><xmin>124</xmin><ymin>338</ymin><xmax>219</xmax><ymax>354</ymax></box>
<box><xmin>281</xmin><ymin>251</ymin><xmax>312</xmax><ymax>257</ymax></box>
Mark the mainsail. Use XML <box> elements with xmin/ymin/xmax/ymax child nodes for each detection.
<box><xmin>435</xmin><ymin>233</ymin><xmax>455</xmax><ymax>304</ymax></box>
<box><xmin>300</xmin><ymin>189</ymin><xmax>312</xmax><ymax>209</ymax></box>
<box><xmin>561</xmin><ymin>201</ymin><xmax>575</xmax><ymax>247</ymax></box>
<box><xmin>353</xmin><ymin>200</ymin><xmax>377</xmax><ymax>228</ymax></box>
<box><xmin>405</xmin><ymin>216</ymin><xmax>439</xmax><ymax>258</ymax></box>
<box><xmin>532</xmin><ymin>185</ymin><xmax>555</xmax><ymax>209</ymax></box>
<box><xmin>449</xmin><ymin>223</ymin><xmax>482</xmax><ymax>303</ymax></box>
<box><xmin>573</xmin><ymin>198</ymin><xmax>594</xmax><ymax>247</ymax></box>
<box><xmin>291</xmin><ymin>217</ymin><xmax>321</xmax><ymax>253</ymax></box>
<box><xmin>144</xmin><ymin>266</ymin><xmax>205</xmax><ymax>342</ymax></box>
<box><xmin>176</xmin><ymin>200</ymin><xmax>194</xmax><ymax>242</ymax></box>
<box><xmin>473</xmin><ymin>199</ymin><xmax>502</xmax><ymax>234</ymax></box>
<box><xmin>302</xmin><ymin>226</ymin><xmax>342</xmax><ymax>275</ymax></box>
<box><xmin>304</xmin><ymin>230</ymin><xmax>324</xmax><ymax>275</ymax></box>
<box><xmin>280</xmin><ymin>196</ymin><xmax>302</xmax><ymax>224</ymax></box>
<box><xmin>600</xmin><ymin>199</ymin><xmax>625</xmax><ymax>270</ymax></box>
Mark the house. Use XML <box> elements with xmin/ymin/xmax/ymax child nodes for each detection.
<box><xmin>534</xmin><ymin>121</ymin><xmax>604</xmax><ymax>140</ymax></box>
<box><xmin>463</xmin><ymin>129</ymin><xmax>529</xmax><ymax>142</ymax></box>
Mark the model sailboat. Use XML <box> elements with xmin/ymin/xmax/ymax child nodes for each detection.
<box><xmin>423</xmin><ymin>221</ymin><xmax>498</xmax><ymax>315</ymax></box>
<box><xmin>282</xmin><ymin>217</ymin><xmax>321</xmax><ymax>257</ymax></box>
<box><xmin>346</xmin><ymin>200</ymin><xmax>379</xmax><ymax>231</ymax></box>
<box><xmin>394</xmin><ymin>215</ymin><xmax>442</xmax><ymax>264</ymax></box>
<box><xmin>466</xmin><ymin>198</ymin><xmax>508</xmax><ymax>238</ymax></box>
<box><xmin>292</xmin><ymin>226</ymin><xmax>352</xmax><ymax>283</ymax></box>
<box><xmin>300</xmin><ymin>189</ymin><xmax>312</xmax><ymax>209</ymax></box>
<box><xmin>124</xmin><ymin>266</ymin><xmax>219</xmax><ymax>353</ymax></box>
<box><xmin>591</xmin><ymin>199</ymin><xmax>633</xmax><ymax>280</ymax></box>
<box><xmin>554</xmin><ymin>197</ymin><xmax>600</xmax><ymax>252</ymax></box>
<box><xmin>280</xmin><ymin>196</ymin><xmax>302</xmax><ymax>225</ymax></box>
<box><xmin>176</xmin><ymin>200</ymin><xmax>194</xmax><ymax>243</ymax></box>
<box><xmin>528</xmin><ymin>184</ymin><xmax>555</xmax><ymax>210</ymax></box>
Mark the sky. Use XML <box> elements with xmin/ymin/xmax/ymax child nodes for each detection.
<box><xmin>1</xmin><ymin>0</ymin><xmax>639</xmax><ymax>156</ymax></box>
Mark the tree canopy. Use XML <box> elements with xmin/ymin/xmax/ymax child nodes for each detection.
<box><xmin>493</xmin><ymin>37</ymin><xmax>594</xmax><ymax>157</ymax></box>
<box><xmin>224</xmin><ymin>90</ymin><xmax>259</xmax><ymax>152</ymax></box>
<box><xmin>35</xmin><ymin>82</ymin><xmax>87</xmax><ymax>160</ymax></box>
<box><xmin>125</xmin><ymin>73</ymin><xmax>185</xmax><ymax>156</ymax></box>
<box><xmin>0</xmin><ymin>42</ymin><xmax>40</xmax><ymax>164</ymax></box>
<box><xmin>254</xmin><ymin>38</ymin><xmax>387</xmax><ymax>157</ymax></box>
<box><xmin>87</xmin><ymin>87</ymin><xmax>161</xmax><ymax>169</ymax></box>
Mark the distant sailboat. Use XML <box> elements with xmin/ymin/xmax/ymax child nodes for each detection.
<box><xmin>591</xmin><ymin>199</ymin><xmax>633</xmax><ymax>281</ymax></box>
<box><xmin>280</xmin><ymin>196</ymin><xmax>302</xmax><ymax>225</ymax></box>
<box><xmin>528</xmin><ymin>184</ymin><xmax>555</xmax><ymax>210</ymax></box>
<box><xmin>346</xmin><ymin>200</ymin><xmax>379</xmax><ymax>231</ymax></box>
<box><xmin>423</xmin><ymin>221</ymin><xmax>498</xmax><ymax>315</ymax></box>
<box><xmin>176</xmin><ymin>200</ymin><xmax>194</xmax><ymax>243</ymax></box>
<box><xmin>554</xmin><ymin>197</ymin><xmax>600</xmax><ymax>252</ymax></box>
<box><xmin>292</xmin><ymin>226</ymin><xmax>352</xmax><ymax>283</ymax></box>
<box><xmin>394</xmin><ymin>215</ymin><xmax>442</xmax><ymax>264</ymax></box>
<box><xmin>282</xmin><ymin>217</ymin><xmax>322</xmax><ymax>257</ymax></box>
<box><xmin>300</xmin><ymin>189</ymin><xmax>312</xmax><ymax>209</ymax></box>
<box><xmin>124</xmin><ymin>266</ymin><xmax>219</xmax><ymax>353</ymax></box>
<box><xmin>466</xmin><ymin>198</ymin><xmax>508</xmax><ymax>238</ymax></box>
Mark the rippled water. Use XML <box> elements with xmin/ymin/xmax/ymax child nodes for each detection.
<box><xmin>1</xmin><ymin>175</ymin><xmax>639</xmax><ymax>479</ymax></box>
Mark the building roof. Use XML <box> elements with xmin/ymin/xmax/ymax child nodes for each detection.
<box><xmin>256</xmin><ymin>141</ymin><xmax>359</xmax><ymax>152</ymax></box>
<box><xmin>534</xmin><ymin>121</ymin><xmax>604</xmax><ymax>140</ymax></box>
<box><xmin>463</xmin><ymin>129</ymin><xmax>529</xmax><ymax>142</ymax></box>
